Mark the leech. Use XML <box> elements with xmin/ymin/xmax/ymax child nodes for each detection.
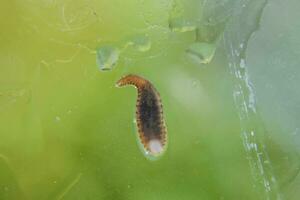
<box><xmin>116</xmin><ymin>74</ymin><xmax>167</xmax><ymax>157</ymax></box>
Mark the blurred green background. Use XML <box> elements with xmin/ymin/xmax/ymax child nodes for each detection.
<box><xmin>0</xmin><ymin>0</ymin><xmax>299</xmax><ymax>200</ymax></box>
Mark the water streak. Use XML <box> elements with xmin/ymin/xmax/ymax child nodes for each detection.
<box><xmin>223</xmin><ymin>0</ymin><xmax>282</xmax><ymax>199</ymax></box>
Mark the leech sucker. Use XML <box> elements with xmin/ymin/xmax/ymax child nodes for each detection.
<box><xmin>116</xmin><ymin>74</ymin><xmax>167</xmax><ymax>157</ymax></box>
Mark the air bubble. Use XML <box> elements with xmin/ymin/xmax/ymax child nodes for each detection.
<box><xmin>169</xmin><ymin>18</ymin><xmax>196</xmax><ymax>33</ymax></box>
<box><xmin>96</xmin><ymin>46</ymin><xmax>119</xmax><ymax>71</ymax></box>
<box><xmin>186</xmin><ymin>42</ymin><xmax>216</xmax><ymax>64</ymax></box>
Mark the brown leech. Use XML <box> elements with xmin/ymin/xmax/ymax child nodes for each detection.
<box><xmin>116</xmin><ymin>74</ymin><xmax>167</xmax><ymax>157</ymax></box>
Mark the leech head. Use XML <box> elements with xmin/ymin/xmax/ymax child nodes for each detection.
<box><xmin>115</xmin><ymin>74</ymin><xmax>148</xmax><ymax>88</ymax></box>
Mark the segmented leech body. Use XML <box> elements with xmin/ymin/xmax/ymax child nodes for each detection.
<box><xmin>116</xmin><ymin>74</ymin><xmax>167</xmax><ymax>157</ymax></box>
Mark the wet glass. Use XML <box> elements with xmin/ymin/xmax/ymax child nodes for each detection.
<box><xmin>0</xmin><ymin>0</ymin><xmax>299</xmax><ymax>200</ymax></box>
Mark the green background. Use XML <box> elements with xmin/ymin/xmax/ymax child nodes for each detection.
<box><xmin>1</xmin><ymin>0</ymin><xmax>299</xmax><ymax>199</ymax></box>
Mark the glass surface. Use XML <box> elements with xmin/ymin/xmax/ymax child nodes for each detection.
<box><xmin>0</xmin><ymin>0</ymin><xmax>299</xmax><ymax>199</ymax></box>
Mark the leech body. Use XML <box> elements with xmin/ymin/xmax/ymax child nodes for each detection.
<box><xmin>116</xmin><ymin>74</ymin><xmax>167</xmax><ymax>157</ymax></box>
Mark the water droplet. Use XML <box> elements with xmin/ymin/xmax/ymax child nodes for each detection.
<box><xmin>191</xmin><ymin>80</ymin><xmax>198</xmax><ymax>87</ymax></box>
<box><xmin>130</xmin><ymin>35</ymin><xmax>151</xmax><ymax>52</ymax></box>
<box><xmin>264</xmin><ymin>160</ymin><xmax>270</xmax><ymax>164</ymax></box>
<box><xmin>292</xmin><ymin>128</ymin><xmax>299</xmax><ymax>136</ymax></box>
<box><xmin>55</xmin><ymin>116</ymin><xmax>61</xmax><ymax>122</ymax></box>
<box><xmin>169</xmin><ymin>18</ymin><xmax>196</xmax><ymax>32</ymax></box>
<box><xmin>96</xmin><ymin>46</ymin><xmax>119</xmax><ymax>71</ymax></box>
<box><xmin>240</xmin><ymin>59</ymin><xmax>246</xmax><ymax>68</ymax></box>
<box><xmin>186</xmin><ymin>42</ymin><xmax>216</xmax><ymax>64</ymax></box>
